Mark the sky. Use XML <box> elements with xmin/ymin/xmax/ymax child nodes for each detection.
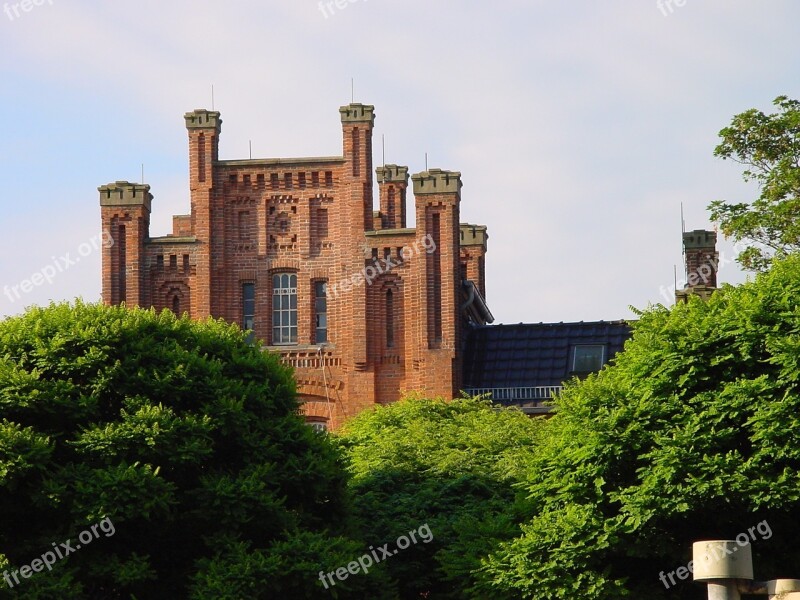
<box><xmin>1</xmin><ymin>0</ymin><xmax>798</xmax><ymax>325</ymax></box>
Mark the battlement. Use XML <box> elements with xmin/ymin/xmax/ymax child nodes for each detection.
<box><xmin>184</xmin><ymin>109</ymin><xmax>222</xmax><ymax>131</ymax></box>
<box><xmin>683</xmin><ymin>229</ymin><xmax>716</xmax><ymax>250</ymax></box>
<box><xmin>376</xmin><ymin>164</ymin><xmax>409</xmax><ymax>184</ymax></box>
<box><xmin>411</xmin><ymin>169</ymin><xmax>462</xmax><ymax>195</ymax></box>
<box><xmin>339</xmin><ymin>103</ymin><xmax>375</xmax><ymax>125</ymax></box>
<box><xmin>98</xmin><ymin>181</ymin><xmax>152</xmax><ymax>210</ymax></box>
<box><xmin>460</xmin><ymin>223</ymin><xmax>488</xmax><ymax>248</ymax></box>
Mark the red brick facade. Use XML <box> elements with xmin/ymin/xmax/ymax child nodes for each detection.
<box><xmin>99</xmin><ymin>103</ymin><xmax>490</xmax><ymax>429</ymax></box>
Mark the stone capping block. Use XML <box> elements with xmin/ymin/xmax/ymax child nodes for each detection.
<box><xmin>184</xmin><ymin>109</ymin><xmax>222</xmax><ymax>131</ymax></box>
<box><xmin>411</xmin><ymin>169</ymin><xmax>462</xmax><ymax>195</ymax></box>
<box><xmin>147</xmin><ymin>236</ymin><xmax>198</xmax><ymax>244</ymax></box>
<box><xmin>339</xmin><ymin>103</ymin><xmax>375</xmax><ymax>124</ymax></box>
<box><xmin>460</xmin><ymin>223</ymin><xmax>488</xmax><ymax>247</ymax></box>
<box><xmin>683</xmin><ymin>229</ymin><xmax>717</xmax><ymax>249</ymax></box>
<box><xmin>376</xmin><ymin>164</ymin><xmax>409</xmax><ymax>184</ymax></box>
<box><xmin>98</xmin><ymin>181</ymin><xmax>152</xmax><ymax>210</ymax></box>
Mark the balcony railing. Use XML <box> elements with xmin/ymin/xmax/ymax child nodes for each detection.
<box><xmin>463</xmin><ymin>386</ymin><xmax>563</xmax><ymax>403</ymax></box>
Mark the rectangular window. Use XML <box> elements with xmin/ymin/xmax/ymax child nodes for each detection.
<box><xmin>183</xmin><ymin>254</ymin><xmax>190</xmax><ymax>272</ymax></box>
<box><xmin>242</xmin><ymin>283</ymin><xmax>255</xmax><ymax>331</ymax></box>
<box><xmin>315</xmin><ymin>281</ymin><xmax>327</xmax><ymax>344</ymax></box>
<box><xmin>270</xmin><ymin>173</ymin><xmax>279</xmax><ymax>190</ymax></box>
<box><xmin>243</xmin><ymin>174</ymin><xmax>251</xmax><ymax>186</ymax></box>
<box><xmin>308</xmin><ymin>420</ymin><xmax>327</xmax><ymax>433</ymax></box>
<box><xmin>325</xmin><ymin>171</ymin><xmax>333</xmax><ymax>187</ymax></box>
<box><xmin>298</xmin><ymin>172</ymin><xmax>306</xmax><ymax>188</ymax></box>
<box><xmin>156</xmin><ymin>254</ymin><xmax>164</xmax><ymax>270</ymax></box>
<box><xmin>257</xmin><ymin>173</ymin><xmax>265</xmax><ymax>187</ymax></box>
<box><xmin>169</xmin><ymin>254</ymin><xmax>178</xmax><ymax>269</ymax></box>
<box><xmin>311</xmin><ymin>171</ymin><xmax>320</xmax><ymax>187</ymax></box>
<box><xmin>284</xmin><ymin>172</ymin><xmax>293</xmax><ymax>189</ymax></box>
<box><xmin>572</xmin><ymin>345</ymin><xmax>605</xmax><ymax>373</ymax></box>
<box><xmin>272</xmin><ymin>273</ymin><xmax>297</xmax><ymax>345</ymax></box>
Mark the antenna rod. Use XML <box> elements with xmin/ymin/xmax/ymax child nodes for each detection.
<box><xmin>674</xmin><ymin>264</ymin><xmax>678</xmax><ymax>295</ymax></box>
<box><xmin>681</xmin><ymin>202</ymin><xmax>686</xmax><ymax>234</ymax></box>
<box><xmin>425</xmin><ymin>152</ymin><xmax>428</xmax><ymax>171</ymax></box>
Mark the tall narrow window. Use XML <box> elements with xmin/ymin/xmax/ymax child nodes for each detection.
<box><xmin>242</xmin><ymin>283</ymin><xmax>255</xmax><ymax>331</ymax></box>
<box><xmin>387</xmin><ymin>186</ymin><xmax>396</xmax><ymax>227</ymax></box>
<box><xmin>198</xmin><ymin>134</ymin><xmax>206</xmax><ymax>182</ymax></box>
<box><xmin>315</xmin><ymin>281</ymin><xmax>327</xmax><ymax>344</ymax></box>
<box><xmin>386</xmin><ymin>289</ymin><xmax>395</xmax><ymax>348</ymax></box>
<box><xmin>172</xmin><ymin>294</ymin><xmax>181</xmax><ymax>315</ymax></box>
<box><xmin>352</xmin><ymin>128</ymin><xmax>360</xmax><ymax>177</ymax></box>
<box><xmin>239</xmin><ymin>211</ymin><xmax>251</xmax><ymax>240</ymax></box>
<box><xmin>317</xmin><ymin>208</ymin><xmax>329</xmax><ymax>238</ymax></box>
<box><xmin>272</xmin><ymin>273</ymin><xmax>297</xmax><ymax>345</ymax></box>
<box><xmin>118</xmin><ymin>224</ymin><xmax>126</xmax><ymax>303</ymax></box>
<box><xmin>429</xmin><ymin>213</ymin><xmax>442</xmax><ymax>345</ymax></box>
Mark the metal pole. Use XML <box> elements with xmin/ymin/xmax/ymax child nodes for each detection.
<box><xmin>707</xmin><ymin>581</ymin><xmax>740</xmax><ymax>600</ymax></box>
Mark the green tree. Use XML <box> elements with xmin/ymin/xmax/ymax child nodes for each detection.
<box><xmin>0</xmin><ymin>302</ymin><xmax>392</xmax><ymax>599</ymax></box>
<box><xmin>709</xmin><ymin>95</ymin><xmax>800</xmax><ymax>271</ymax></box>
<box><xmin>335</xmin><ymin>396</ymin><xmax>543</xmax><ymax>599</ymax></box>
<box><xmin>478</xmin><ymin>256</ymin><xmax>800</xmax><ymax>599</ymax></box>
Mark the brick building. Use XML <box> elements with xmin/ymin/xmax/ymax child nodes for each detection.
<box><xmin>99</xmin><ymin>103</ymin><xmax>492</xmax><ymax>429</ymax></box>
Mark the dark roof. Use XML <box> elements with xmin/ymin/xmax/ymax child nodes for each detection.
<box><xmin>463</xmin><ymin>321</ymin><xmax>632</xmax><ymax>389</ymax></box>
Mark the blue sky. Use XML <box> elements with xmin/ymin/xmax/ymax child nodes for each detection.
<box><xmin>1</xmin><ymin>0</ymin><xmax>798</xmax><ymax>324</ymax></box>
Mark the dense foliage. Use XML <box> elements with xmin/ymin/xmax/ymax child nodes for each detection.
<box><xmin>0</xmin><ymin>302</ymin><xmax>391</xmax><ymax>599</ymax></box>
<box><xmin>478</xmin><ymin>256</ymin><xmax>800</xmax><ymax>598</ymax></box>
<box><xmin>336</xmin><ymin>396</ymin><xmax>543</xmax><ymax>599</ymax></box>
<box><xmin>709</xmin><ymin>95</ymin><xmax>800</xmax><ymax>270</ymax></box>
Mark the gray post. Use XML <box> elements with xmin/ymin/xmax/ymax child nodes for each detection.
<box><xmin>707</xmin><ymin>581</ymin><xmax>740</xmax><ymax>600</ymax></box>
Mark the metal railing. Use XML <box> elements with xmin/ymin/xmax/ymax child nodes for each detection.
<box><xmin>463</xmin><ymin>386</ymin><xmax>563</xmax><ymax>403</ymax></box>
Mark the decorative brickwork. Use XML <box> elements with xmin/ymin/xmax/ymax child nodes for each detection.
<box><xmin>100</xmin><ymin>104</ymin><xmax>490</xmax><ymax>429</ymax></box>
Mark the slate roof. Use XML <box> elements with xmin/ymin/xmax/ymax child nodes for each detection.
<box><xmin>462</xmin><ymin>320</ymin><xmax>632</xmax><ymax>390</ymax></box>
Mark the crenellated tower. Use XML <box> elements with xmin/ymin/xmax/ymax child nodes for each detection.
<box><xmin>376</xmin><ymin>164</ymin><xmax>409</xmax><ymax>229</ymax></box>
<box><xmin>99</xmin><ymin>181</ymin><xmax>152</xmax><ymax>307</ymax></box>
<box><xmin>409</xmin><ymin>169</ymin><xmax>463</xmax><ymax>397</ymax></box>
<box><xmin>184</xmin><ymin>109</ymin><xmax>221</xmax><ymax>318</ymax></box>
